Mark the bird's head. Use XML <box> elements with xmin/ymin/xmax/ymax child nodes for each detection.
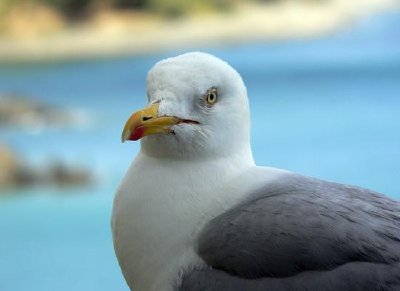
<box><xmin>122</xmin><ymin>52</ymin><xmax>252</xmax><ymax>160</ymax></box>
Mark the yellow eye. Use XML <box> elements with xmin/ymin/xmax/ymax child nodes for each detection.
<box><xmin>205</xmin><ymin>88</ymin><xmax>218</xmax><ymax>105</ymax></box>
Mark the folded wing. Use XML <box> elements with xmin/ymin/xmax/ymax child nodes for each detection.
<box><xmin>179</xmin><ymin>174</ymin><xmax>400</xmax><ymax>290</ymax></box>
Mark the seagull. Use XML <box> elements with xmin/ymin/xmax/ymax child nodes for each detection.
<box><xmin>112</xmin><ymin>52</ymin><xmax>400</xmax><ymax>291</ymax></box>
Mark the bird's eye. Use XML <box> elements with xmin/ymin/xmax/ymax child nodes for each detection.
<box><xmin>205</xmin><ymin>88</ymin><xmax>218</xmax><ymax>106</ymax></box>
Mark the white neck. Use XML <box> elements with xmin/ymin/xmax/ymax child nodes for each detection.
<box><xmin>113</xmin><ymin>146</ymin><xmax>256</xmax><ymax>291</ymax></box>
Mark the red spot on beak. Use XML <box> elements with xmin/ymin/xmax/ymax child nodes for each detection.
<box><xmin>129</xmin><ymin>127</ymin><xmax>145</xmax><ymax>141</ymax></box>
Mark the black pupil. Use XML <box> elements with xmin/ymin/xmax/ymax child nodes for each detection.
<box><xmin>209</xmin><ymin>93</ymin><xmax>215</xmax><ymax>100</ymax></box>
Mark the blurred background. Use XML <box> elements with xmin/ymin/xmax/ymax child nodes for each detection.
<box><xmin>0</xmin><ymin>0</ymin><xmax>400</xmax><ymax>290</ymax></box>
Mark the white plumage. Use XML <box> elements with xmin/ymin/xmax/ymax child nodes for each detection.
<box><xmin>112</xmin><ymin>52</ymin><xmax>400</xmax><ymax>291</ymax></box>
<box><xmin>112</xmin><ymin>52</ymin><xmax>287</xmax><ymax>290</ymax></box>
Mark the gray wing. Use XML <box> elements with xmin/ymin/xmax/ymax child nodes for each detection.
<box><xmin>179</xmin><ymin>174</ymin><xmax>400</xmax><ymax>291</ymax></box>
<box><xmin>180</xmin><ymin>262</ymin><xmax>400</xmax><ymax>291</ymax></box>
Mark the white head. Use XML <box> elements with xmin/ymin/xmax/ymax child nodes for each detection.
<box><xmin>122</xmin><ymin>52</ymin><xmax>253</xmax><ymax>161</ymax></box>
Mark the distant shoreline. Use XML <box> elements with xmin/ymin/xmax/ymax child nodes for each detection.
<box><xmin>0</xmin><ymin>0</ymin><xmax>398</xmax><ymax>64</ymax></box>
<box><xmin>0</xmin><ymin>95</ymin><xmax>93</xmax><ymax>191</ymax></box>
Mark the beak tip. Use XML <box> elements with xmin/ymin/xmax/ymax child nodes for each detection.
<box><xmin>121</xmin><ymin>131</ymin><xmax>129</xmax><ymax>143</ymax></box>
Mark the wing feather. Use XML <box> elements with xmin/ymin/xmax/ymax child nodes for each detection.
<box><xmin>179</xmin><ymin>174</ymin><xmax>400</xmax><ymax>290</ymax></box>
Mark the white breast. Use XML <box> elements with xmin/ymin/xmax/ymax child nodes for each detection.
<box><xmin>112</xmin><ymin>151</ymin><xmax>286</xmax><ymax>291</ymax></box>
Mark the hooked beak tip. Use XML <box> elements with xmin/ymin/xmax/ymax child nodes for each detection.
<box><xmin>121</xmin><ymin>127</ymin><xmax>132</xmax><ymax>143</ymax></box>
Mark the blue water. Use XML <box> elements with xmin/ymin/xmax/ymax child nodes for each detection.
<box><xmin>1</xmin><ymin>10</ymin><xmax>400</xmax><ymax>291</ymax></box>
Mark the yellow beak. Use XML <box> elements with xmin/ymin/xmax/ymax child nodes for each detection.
<box><xmin>121</xmin><ymin>102</ymin><xmax>181</xmax><ymax>142</ymax></box>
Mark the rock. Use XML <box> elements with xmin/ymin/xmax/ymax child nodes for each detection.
<box><xmin>0</xmin><ymin>144</ymin><xmax>20</xmax><ymax>187</ymax></box>
<box><xmin>0</xmin><ymin>143</ymin><xmax>93</xmax><ymax>191</ymax></box>
<box><xmin>0</xmin><ymin>93</ymin><xmax>90</xmax><ymax>133</ymax></box>
<box><xmin>46</xmin><ymin>161</ymin><xmax>93</xmax><ymax>187</ymax></box>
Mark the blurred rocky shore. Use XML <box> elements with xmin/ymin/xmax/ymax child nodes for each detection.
<box><xmin>0</xmin><ymin>93</ymin><xmax>90</xmax><ymax>133</ymax></box>
<box><xmin>0</xmin><ymin>95</ymin><xmax>92</xmax><ymax>191</ymax></box>
<box><xmin>0</xmin><ymin>144</ymin><xmax>92</xmax><ymax>191</ymax></box>
<box><xmin>0</xmin><ymin>0</ymin><xmax>398</xmax><ymax>63</ymax></box>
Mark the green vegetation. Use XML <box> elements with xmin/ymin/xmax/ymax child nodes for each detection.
<box><xmin>0</xmin><ymin>0</ymin><xmax>287</xmax><ymax>20</ymax></box>
<box><xmin>144</xmin><ymin>0</ymin><xmax>235</xmax><ymax>18</ymax></box>
<box><xmin>42</xmin><ymin>0</ymin><xmax>95</xmax><ymax>18</ymax></box>
<box><xmin>0</xmin><ymin>0</ymin><xmax>230</xmax><ymax>19</ymax></box>
<box><xmin>0</xmin><ymin>0</ymin><xmax>328</xmax><ymax>22</ymax></box>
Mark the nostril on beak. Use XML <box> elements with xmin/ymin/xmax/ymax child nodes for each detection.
<box><xmin>142</xmin><ymin>116</ymin><xmax>153</xmax><ymax>121</ymax></box>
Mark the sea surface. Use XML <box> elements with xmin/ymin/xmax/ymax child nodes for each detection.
<box><xmin>0</xmin><ymin>10</ymin><xmax>400</xmax><ymax>291</ymax></box>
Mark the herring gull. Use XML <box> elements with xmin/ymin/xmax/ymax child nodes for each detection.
<box><xmin>112</xmin><ymin>52</ymin><xmax>400</xmax><ymax>291</ymax></box>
